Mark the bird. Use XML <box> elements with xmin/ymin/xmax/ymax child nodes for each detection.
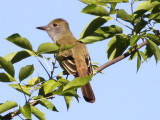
<box><xmin>37</xmin><ymin>18</ymin><xmax>95</xmax><ymax>103</ymax></box>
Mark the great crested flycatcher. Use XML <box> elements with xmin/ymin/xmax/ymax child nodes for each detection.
<box><xmin>37</xmin><ymin>18</ymin><xmax>95</xmax><ymax>103</ymax></box>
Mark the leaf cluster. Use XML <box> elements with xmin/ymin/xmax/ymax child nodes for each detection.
<box><xmin>79</xmin><ymin>0</ymin><xmax>160</xmax><ymax>72</ymax></box>
<box><xmin>0</xmin><ymin>34</ymin><xmax>93</xmax><ymax>119</ymax></box>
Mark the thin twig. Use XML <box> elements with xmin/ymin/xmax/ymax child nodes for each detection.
<box><xmin>28</xmin><ymin>88</ymin><xmax>35</xmax><ymax>102</ymax></box>
<box><xmin>112</xmin><ymin>17</ymin><xmax>133</xmax><ymax>30</ymax></box>
<box><xmin>32</xmin><ymin>51</ymin><xmax>51</xmax><ymax>79</ymax></box>
<box><xmin>66</xmin><ymin>74</ymin><xmax>69</xmax><ymax>79</ymax></box>
<box><xmin>43</xmin><ymin>57</ymin><xmax>52</xmax><ymax>72</ymax></box>
<box><xmin>51</xmin><ymin>55</ymin><xmax>57</xmax><ymax>78</ymax></box>
<box><xmin>131</xmin><ymin>0</ymin><xmax>134</xmax><ymax>16</ymax></box>
<box><xmin>17</xmin><ymin>114</ymin><xmax>24</xmax><ymax>120</ymax></box>
<box><xmin>35</xmin><ymin>55</ymin><xmax>51</xmax><ymax>79</ymax></box>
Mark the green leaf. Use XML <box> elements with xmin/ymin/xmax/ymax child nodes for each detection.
<box><xmin>107</xmin><ymin>34</ymin><xmax>129</xmax><ymax>60</ymax></box>
<box><xmin>130</xmin><ymin>35</ymin><xmax>139</xmax><ymax>47</ymax></box>
<box><xmin>144</xmin><ymin>33</ymin><xmax>160</xmax><ymax>44</ymax></box>
<box><xmin>149</xmin><ymin>4</ymin><xmax>160</xmax><ymax>20</ymax></box>
<box><xmin>134</xmin><ymin>1</ymin><xmax>160</xmax><ymax>17</ymax></box>
<box><xmin>54</xmin><ymin>79</ymin><xmax>79</xmax><ymax>98</ymax></box>
<box><xmin>147</xmin><ymin>39</ymin><xmax>160</xmax><ymax>63</ymax></box>
<box><xmin>62</xmin><ymin>90</ymin><xmax>79</xmax><ymax>99</ymax></box>
<box><xmin>19</xmin><ymin>65</ymin><xmax>34</xmax><ymax>82</ymax></box>
<box><xmin>28</xmin><ymin>77</ymin><xmax>45</xmax><ymax>86</ymax></box>
<box><xmin>129</xmin><ymin>51</ymin><xmax>138</xmax><ymax>60</ymax></box>
<box><xmin>96</xmin><ymin>25</ymin><xmax>123</xmax><ymax>34</ymax></box>
<box><xmin>79</xmin><ymin>0</ymin><xmax>107</xmax><ymax>6</ymax></box>
<box><xmin>0</xmin><ymin>73</ymin><xmax>16</xmax><ymax>82</ymax></box>
<box><xmin>6</xmin><ymin>33</ymin><xmax>32</xmax><ymax>50</ymax></box>
<box><xmin>58</xmin><ymin>78</ymin><xmax>70</xmax><ymax>85</ymax></box>
<box><xmin>79</xmin><ymin>0</ymin><xmax>128</xmax><ymax>5</ymax></box>
<box><xmin>54</xmin><ymin>78</ymin><xmax>69</xmax><ymax>94</ymax></box>
<box><xmin>0</xmin><ymin>101</ymin><xmax>18</xmax><ymax>113</ymax></box>
<box><xmin>20</xmin><ymin>103</ymin><xmax>31</xmax><ymax>119</ymax></box>
<box><xmin>37</xmin><ymin>42</ymin><xmax>59</xmax><ymax>54</ymax></box>
<box><xmin>64</xmin><ymin>96</ymin><xmax>73</xmax><ymax>110</ymax></box>
<box><xmin>43</xmin><ymin>80</ymin><xmax>59</xmax><ymax>94</ymax></box>
<box><xmin>9</xmin><ymin>84</ymin><xmax>30</xmax><ymax>96</ymax></box>
<box><xmin>110</xmin><ymin>3</ymin><xmax>117</xmax><ymax>14</ymax></box>
<box><xmin>80</xmin><ymin>25</ymin><xmax>122</xmax><ymax>44</ymax></box>
<box><xmin>117</xmin><ymin>9</ymin><xmax>133</xmax><ymax>22</ymax></box>
<box><xmin>80</xmin><ymin>33</ymin><xmax>111</xmax><ymax>44</ymax></box>
<box><xmin>60</xmin><ymin>44</ymin><xmax>75</xmax><ymax>52</ymax></box>
<box><xmin>3</xmin><ymin>50</ymin><xmax>35</xmax><ymax>66</ymax></box>
<box><xmin>133</xmin><ymin>19</ymin><xmax>147</xmax><ymax>34</ymax></box>
<box><xmin>151</xmin><ymin>0</ymin><xmax>160</xmax><ymax>2</ymax></box>
<box><xmin>51</xmin><ymin>85</ymin><xmax>63</xmax><ymax>95</ymax></box>
<box><xmin>139</xmin><ymin>51</ymin><xmax>147</xmax><ymax>62</ymax></box>
<box><xmin>137</xmin><ymin>53</ymin><xmax>141</xmax><ymax>72</ymax></box>
<box><xmin>38</xmin><ymin>98</ymin><xmax>58</xmax><ymax>112</ymax></box>
<box><xmin>31</xmin><ymin>106</ymin><xmax>46</xmax><ymax>120</ymax></box>
<box><xmin>145</xmin><ymin>45</ymin><xmax>153</xmax><ymax>58</ymax></box>
<box><xmin>81</xmin><ymin>4</ymin><xmax>109</xmax><ymax>16</ymax></box>
<box><xmin>79</xmin><ymin>16</ymin><xmax>112</xmax><ymax>39</ymax></box>
<box><xmin>0</xmin><ymin>57</ymin><xmax>15</xmax><ymax>77</ymax></box>
<box><xmin>0</xmin><ymin>115</ymin><xmax>5</xmax><ymax>120</ymax></box>
<box><xmin>63</xmin><ymin>75</ymin><xmax>93</xmax><ymax>93</ymax></box>
<box><xmin>154</xmin><ymin>14</ymin><xmax>160</xmax><ymax>22</ymax></box>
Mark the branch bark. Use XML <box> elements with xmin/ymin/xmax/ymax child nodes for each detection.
<box><xmin>96</xmin><ymin>41</ymin><xmax>148</xmax><ymax>73</ymax></box>
<box><xmin>2</xmin><ymin>101</ymin><xmax>38</xmax><ymax>120</ymax></box>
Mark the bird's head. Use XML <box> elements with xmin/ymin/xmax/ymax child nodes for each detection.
<box><xmin>37</xmin><ymin>18</ymin><xmax>71</xmax><ymax>41</ymax></box>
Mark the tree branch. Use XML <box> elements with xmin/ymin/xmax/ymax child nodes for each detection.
<box><xmin>2</xmin><ymin>41</ymin><xmax>148</xmax><ymax>120</ymax></box>
<box><xmin>2</xmin><ymin>95</ymin><xmax>53</xmax><ymax>120</ymax></box>
<box><xmin>96</xmin><ymin>41</ymin><xmax>148</xmax><ymax>73</ymax></box>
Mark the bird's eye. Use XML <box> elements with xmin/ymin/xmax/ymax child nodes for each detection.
<box><xmin>53</xmin><ymin>23</ymin><xmax>57</xmax><ymax>27</ymax></box>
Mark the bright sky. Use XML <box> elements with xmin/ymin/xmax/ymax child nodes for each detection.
<box><xmin>1</xmin><ymin>0</ymin><xmax>160</xmax><ymax>120</ymax></box>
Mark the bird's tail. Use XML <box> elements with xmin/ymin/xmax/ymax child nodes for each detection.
<box><xmin>81</xmin><ymin>82</ymin><xmax>95</xmax><ymax>103</ymax></box>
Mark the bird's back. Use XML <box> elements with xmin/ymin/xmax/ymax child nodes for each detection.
<box><xmin>57</xmin><ymin>35</ymin><xmax>95</xmax><ymax>103</ymax></box>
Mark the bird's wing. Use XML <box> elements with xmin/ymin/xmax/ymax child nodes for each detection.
<box><xmin>84</xmin><ymin>55</ymin><xmax>93</xmax><ymax>75</ymax></box>
<box><xmin>61</xmin><ymin>55</ymin><xmax>78</xmax><ymax>76</ymax></box>
<box><xmin>59</xmin><ymin>41</ymin><xmax>93</xmax><ymax>76</ymax></box>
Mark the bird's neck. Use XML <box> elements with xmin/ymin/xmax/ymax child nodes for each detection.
<box><xmin>48</xmin><ymin>30</ymin><xmax>74</xmax><ymax>43</ymax></box>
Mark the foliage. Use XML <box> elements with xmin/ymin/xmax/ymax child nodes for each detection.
<box><xmin>0</xmin><ymin>0</ymin><xmax>160</xmax><ymax>119</ymax></box>
<box><xmin>79</xmin><ymin>0</ymin><xmax>160</xmax><ymax>69</ymax></box>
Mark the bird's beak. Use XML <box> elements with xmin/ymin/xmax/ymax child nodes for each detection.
<box><xmin>36</xmin><ymin>26</ymin><xmax>49</xmax><ymax>31</ymax></box>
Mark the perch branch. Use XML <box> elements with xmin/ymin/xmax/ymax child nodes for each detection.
<box><xmin>96</xmin><ymin>41</ymin><xmax>148</xmax><ymax>73</ymax></box>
